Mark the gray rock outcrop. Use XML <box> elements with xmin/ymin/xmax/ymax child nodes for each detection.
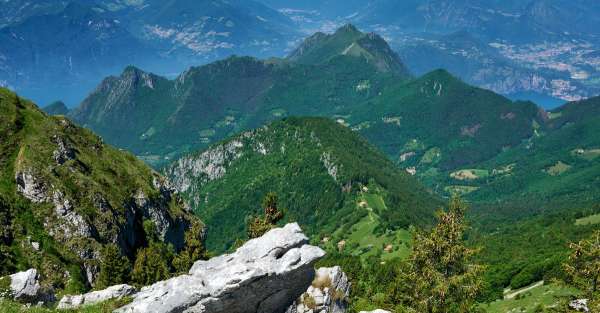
<box><xmin>286</xmin><ymin>266</ymin><xmax>351</xmax><ymax>313</ymax></box>
<box><xmin>50</xmin><ymin>190</ymin><xmax>93</xmax><ymax>239</ymax></box>
<box><xmin>52</xmin><ymin>135</ymin><xmax>76</xmax><ymax>165</ymax></box>
<box><xmin>58</xmin><ymin>284</ymin><xmax>136</xmax><ymax>309</ymax></box>
<box><xmin>9</xmin><ymin>269</ymin><xmax>52</xmax><ymax>303</ymax></box>
<box><xmin>15</xmin><ymin>171</ymin><xmax>48</xmax><ymax>203</ymax></box>
<box><xmin>115</xmin><ymin>223</ymin><xmax>325</xmax><ymax>313</ymax></box>
<box><xmin>569</xmin><ymin>299</ymin><xmax>589</xmax><ymax>312</ymax></box>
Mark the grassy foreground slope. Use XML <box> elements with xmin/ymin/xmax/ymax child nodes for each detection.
<box><xmin>482</xmin><ymin>282</ymin><xmax>578</xmax><ymax>313</ymax></box>
<box><xmin>165</xmin><ymin>117</ymin><xmax>440</xmax><ymax>252</ymax></box>
<box><xmin>0</xmin><ymin>297</ymin><xmax>130</xmax><ymax>313</ymax></box>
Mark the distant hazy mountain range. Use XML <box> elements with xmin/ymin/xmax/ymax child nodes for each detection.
<box><xmin>0</xmin><ymin>0</ymin><xmax>299</xmax><ymax>106</ymax></box>
<box><xmin>263</xmin><ymin>0</ymin><xmax>600</xmax><ymax>41</ymax></box>
<box><xmin>2</xmin><ymin>0</ymin><xmax>600</xmax><ymax>107</ymax></box>
<box><xmin>261</xmin><ymin>0</ymin><xmax>600</xmax><ymax>108</ymax></box>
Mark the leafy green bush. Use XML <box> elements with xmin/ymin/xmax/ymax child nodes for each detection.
<box><xmin>0</xmin><ymin>276</ymin><xmax>12</xmax><ymax>298</ymax></box>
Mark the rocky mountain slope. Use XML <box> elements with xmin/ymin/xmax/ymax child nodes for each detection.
<box><xmin>2</xmin><ymin>223</ymin><xmax>348</xmax><ymax>313</ymax></box>
<box><xmin>0</xmin><ymin>87</ymin><xmax>200</xmax><ymax>291</ymax></box>
<box><xmin>164</xmin><ymin>117</ymin><xmax>440</xmax><ymax>252</ymax></box>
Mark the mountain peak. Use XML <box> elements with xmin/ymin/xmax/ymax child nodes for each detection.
<box><xmin>288</xmin><ymin>25</ymin><xmax>410</xmax><ymax>77</ymax></box>
<box><xmin>118</xmin><ymin>66</ymin><xmax>159</xmax><ymax>89</ymax></box>
<box><xmin>421</xmin><ymin>68</ymin><xmax>458</xmax><ymax>81</ymax></box>
<box><xmin>42</xmin><ymin>101</ymin><xmax>69</xmax><ymax>116</ymax></box>
<box><xmin>61</xmin><ymin>2</ymin><xmax>96</xmax><ymax>19</ymax></box>
<box><xmin>122</xmin><ymin>65</ymin><xmax>146</xmax><ymax>75</ymax></box>
<box><xmin>335</xmin><ymin>23</ymin><xmax>362</xmax><ymax>36</ymax></box>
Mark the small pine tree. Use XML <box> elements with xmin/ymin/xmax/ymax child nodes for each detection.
<box><xmin>393</xmin><ymin>196</ymin><xmax>484</xmax><ymax>313</ymax></box>
<box><xmin>96</xmin><ymin>244</ymin><xmax>131</xmax><ymax>289</ymax></box>
<box><xmin>247</xmin><ymin>192</ymin><xmax>284</xmax><ymax>239</ymax></box>
<box><xmin>247</xmin><ymin>217</ymin><xmax>272</xmax><ymax>239</ymax></box>
<box><xmin>132</xmin><ymin>219</ymin><xmax>175</xmax><ymax>286</ymax></box>
<box><xmin>132</xmin><ymin>242</ymin><xmax>173</xmax><ymax>286</ymax></box>
<box><xmin>143</xmin><ymin>220</ymin><xmax>159</xmax><ymax>243</ymax></box>
<box><xmin>173</xmin><ymin>221</ymin><xmax>207</xmax><ymax>273</ymax></box>
<box><xmin>564</xmin><ymin>230</ymin><xmax>600</xmax><ymax>300</ymax></box>
<box><xmin>0</xmin><ymin>198</ymin><xmax>15</xmax><ymax>275</ymax></box>
<box><xmin>263</xmin><ymin>192</ymin><xmax>283</xmax><ymax>224</ymax></box>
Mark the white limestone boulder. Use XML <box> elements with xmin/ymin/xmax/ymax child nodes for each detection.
<box><xmin>115</xmin><ymin>223</ymin><xmax>325</xmax><ymax>313</ymax></box>
<box><xmin>8</xmin><ymin>269</ymin><xmax>52</xmax><ymax>303</ymax></box>
<box><xmin>57</xmin><ymin>284</ymin><xmax>136</xmax><ymax>309</ymax></box>
<box><xmin>569</xmin><ymin>299</ymin><xmax>589</xmax><ymax>312</ymax></box>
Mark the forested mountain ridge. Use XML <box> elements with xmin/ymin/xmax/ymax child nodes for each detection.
<box><xmin>70</xmin><ymin>24</ymin><xmax>543</xmax><ymax>190</ymax></box>
<box><xmin>69</xmin><ymin>25</ymin><xmax>409</xmax><ymax>166</ymax></box>
<box><xmin>164</xmin><ymin>117</ymin><xmax>440</xmax><ymax>252</ymax></box>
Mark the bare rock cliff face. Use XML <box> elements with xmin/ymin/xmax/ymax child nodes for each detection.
<box><xmin>15</xmin><ymin>168</ymin><xmax>189</xmax><ymax>285</ymax></box>
<box><xmin>115</xmin><ymin>223</ymin><xmax>325</xmax><ymax>313</ymax></box>
<box><xmin>12</xmin><ymin>130</ymin><xmax>195</xmax><ymax>286</ymax></box>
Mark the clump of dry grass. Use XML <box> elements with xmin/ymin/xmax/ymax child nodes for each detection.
<box><xmin>311</xmin><ymin>275</ymin><xmax>332</xmax><ymax>290</ymax></box>
<box><xmin>302</xmin><ymin>293</ymin><xmax>317</xmax><ymax>309</ymax></box>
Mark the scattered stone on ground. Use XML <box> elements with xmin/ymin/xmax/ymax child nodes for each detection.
<box><xmin>57</xmin><ymin>284</ymin><xmax>136</xmax><ymax>309</ymax></box>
